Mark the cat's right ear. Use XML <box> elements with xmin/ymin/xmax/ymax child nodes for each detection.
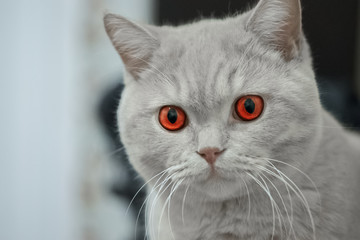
<box><xmin>104</xmin><ymin>13</ymin><xmax>160</xmax><ymax>80</ymax></box>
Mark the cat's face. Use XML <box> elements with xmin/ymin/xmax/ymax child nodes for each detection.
<box><xmin>105</xmin><ymin>0</ymin><xmax>322</xmax><ymax>200</ymax></box>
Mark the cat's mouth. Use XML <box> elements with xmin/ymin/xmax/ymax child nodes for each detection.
<box><xmin>195</xmin><ymin>164</ymin><xmax>253</xmax><ymax>183</ymax></box>
<box><xmin>168</xmin><ymin>157</ymin><xmax>260</xmax><ymax>199</ymax></box>
<box><xmin>209</xmin><ymin>157</ymin><xmax>258</xmax><ymax>180</ymax></box>
<box><xmin>211</xmin><ymin>166</ymin><xmax>249</xmax><ymax>180</ymax></box>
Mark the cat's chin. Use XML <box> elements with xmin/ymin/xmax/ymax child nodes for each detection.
<box><xmin>192</xmin><ymin>174</ymin><xmax>246</xmax><ymax>200</ymax></box>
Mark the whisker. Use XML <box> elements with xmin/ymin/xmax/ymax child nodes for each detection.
<box><xmin>135</xmin><ymin>173</ymin><xmax>172</xmax><ymax>240</ymax></box>
<box><xmin>155</xmin><ymin>182</ymin><xmax>174</xmax><ymax>240</ymax></box>
<box><xmin>126</xmin><ymin>168</ymin><xmax>171</xmax><ymax>216</ymax></box>
<box><xmin>256</xmin><ymin>166</ymin><xmax>296</xmax><ymax>240</ymax></box>
<box><xmin>264</xmin><ymin>157</ymin><xmax>321</xmax><ymax>207</ymax></box>
<box><xmin>256</xmin><ymin>164</ymin><xmax>316</xmax><ymax>240</ymax></box>
<box><xmin>156</xmin><ymin>179</ymin><xmax>181</xmax><ymax>240</ymax></box>
<box><xmin>262</xmin><ymin>163</ymin><xmax>297</xmax><ymax>240</ymax></box>
<box><xmin>145</xmin><ymin>175</ymin><xmax>169</xmax><ymax>240</ymax></box>
<box><xmin>265</xmin><ymin>160</ymin><xmax>295</xmax><ymax>225</ymax></box>
<box><xmin>240</xmin><ymin>176</ymin><xmax>251</xmax><ymax>221</ymax></box>
<box><xmin>246</xmin><ymin>153</ymin><xmax>321</xmax><ymax>217</ymax></box>
<box><xmin>181</xmin><ymin>184</ymin><xmax>190</xmax><ymax>225</ymax></box>
<box><xmin>257</xmin><ymin>172</ymin><xmax>284</xmax><ymax>239</ymax></box>
<box><xmin>168</xmin><ymin>180</ymin><xmax>183</xmax><ymax>240</ymax></box>
<box><xmin>149</xmin><ymin>173</ymin><xmax>176</xmax><ymax>239</ymax></box>
<box><xmin>106</xmin><ymin>146</ymin><xmax>126</xmax><ymax>158</ymax></box>
<box><xmin>247</xmin><ymin>172</ymin><xmax>276</xmax><ymax>240</ymax></box>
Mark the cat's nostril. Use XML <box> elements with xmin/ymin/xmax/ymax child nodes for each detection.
<box><xmin>197</xmin><ymin>147</ymin><xmax>225</xmax><ymax>165</ymax></box>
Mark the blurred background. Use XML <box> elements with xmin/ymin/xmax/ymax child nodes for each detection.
<box><xmin>0</xmin><ymin>0</ymin><xmax>359</xmax><ymax>240</ymax></box>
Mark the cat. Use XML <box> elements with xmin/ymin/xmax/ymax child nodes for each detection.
<box><xmin>104</xmin><ymin>0</ymin><xmax>360</xmax><ymax>239</ymax></box>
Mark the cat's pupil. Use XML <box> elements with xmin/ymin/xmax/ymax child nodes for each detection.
<box><xmin>244</xmin><ymin>99</ymin><xmax>255</xmax><ymax>114</ymax></box>
<box><xmin>167</xmin><ymin>108</ymin><xmax>178</xmax><ymax>124</ymax></box>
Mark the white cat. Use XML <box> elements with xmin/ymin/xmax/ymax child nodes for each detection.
<box><xmin>104</xmin><ymin>0</ymin><xmax>360</xmax><ymax>239</ymax></box>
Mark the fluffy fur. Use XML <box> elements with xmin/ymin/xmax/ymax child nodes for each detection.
<box><xmin>104</xmin><ymin>0</ymin><xmax>360</xmax><ymax>239</ymax></box>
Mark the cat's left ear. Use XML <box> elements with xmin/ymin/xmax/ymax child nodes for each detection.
<box><xmin>104</xmin><ymin>13</ymin><xmax>160</xmax><ymax>80</ymax></box>
<box><xmin>246</xmin><ymin>0</ymin><xmax>302</xmax><ymax>61</ymax></box>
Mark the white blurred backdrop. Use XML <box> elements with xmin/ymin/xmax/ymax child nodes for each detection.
<box><xmin>0</xmin><ymin>0</ymin><xmax>154</xmax><ymax>240</ymax></box>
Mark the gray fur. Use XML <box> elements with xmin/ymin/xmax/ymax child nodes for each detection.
<box><xmin>104</xmin><ymin>0</ymin><xmax>360</xmax><ymax>239</ymax></box>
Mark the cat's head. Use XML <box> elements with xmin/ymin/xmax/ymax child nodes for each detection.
<box><xmin>104</xmin><ymin>0</ymin><xmax>322</xmax><ymax>200</ymax></box>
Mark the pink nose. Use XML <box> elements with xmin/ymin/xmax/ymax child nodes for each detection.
<box><xmin>197</xmin><ymin>147</ymin><xmax>225</xmax><ymax>165</ymax></box>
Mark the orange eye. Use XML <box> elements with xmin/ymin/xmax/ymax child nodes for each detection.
<box><xmin>235</xmin><ymin>95</ymin><xmax>264</xmax><ymax>121</ymax></box>
<box><xmin>159</xmin><ymin>106</ymin><xmax>187</xmax><ymax>131</ymax></box>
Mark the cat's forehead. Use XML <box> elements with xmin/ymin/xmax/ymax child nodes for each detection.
<box><xmin>139</xmin><ymin>18</ymin><xmax>288</xmax><ymax>113</ymax></box>
<box><xmin>157</xmin><ymin>19</ymin><xmax>281</xmax><ymax>79</ymax></box>
<box><xmin>154</xmin><ymin>53</ymin><xmax>276</xmax><ymax>104</ymax></box>
<box><xmin>161</xmin><ymin>18</ymin><xmax>251</xmax><ymax>59</ymax></box>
